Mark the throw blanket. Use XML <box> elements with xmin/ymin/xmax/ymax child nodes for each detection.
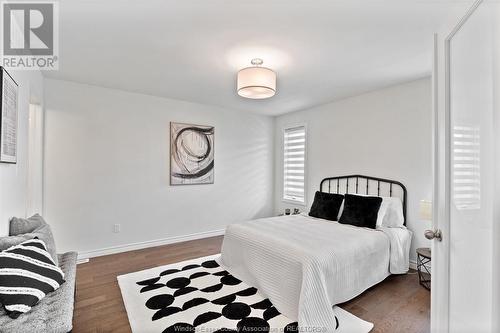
<box><xmin>220</xmin><ymin>214</ymin><xmax>411</xmax><ymax>332</ymax></box>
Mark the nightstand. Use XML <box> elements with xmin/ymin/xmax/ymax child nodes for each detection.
<box><xmin>416</xmin><ymin>247</ymin><xmax>431</xmax><ymax>290</ymax></box>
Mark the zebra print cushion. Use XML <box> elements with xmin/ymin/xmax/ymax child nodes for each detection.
<box><xmin>0</xmin><ymin>238</ymin><xmax>65</xmax><ymax>319</ymax></box>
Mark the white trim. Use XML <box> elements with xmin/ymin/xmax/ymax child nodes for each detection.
<box><xmin>26</xmin><ymin>103</ymin><xmax>44</xmax><ymax>217</ymax></box>
<box><xmin>76</xmin><ymin>258</ymin><xmax>89</xmax><ymax>265</ymax></box>
<box><xmin>77</xmin><ymin>229</ymin><xmax>225</xmax><ymax>261</ymax></box>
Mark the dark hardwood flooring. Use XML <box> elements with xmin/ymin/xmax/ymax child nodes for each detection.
<box><xmin>74</xmin><ymin>236</ymin><xmax>429</xmax><ymax>333</ymax></box>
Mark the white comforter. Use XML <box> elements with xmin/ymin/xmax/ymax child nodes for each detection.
<box><xmin>220</xmin><ymin>214</ymin><xmax>412</xmax><ymax>332</ymax></box>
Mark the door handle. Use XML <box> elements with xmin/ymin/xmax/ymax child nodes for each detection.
<box><xmin>425</xmin><ymin>229</ymin><xmax>442</xmax><ymax>241</ymax></box>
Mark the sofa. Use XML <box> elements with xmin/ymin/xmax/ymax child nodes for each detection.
<box><xmin>0</xmin><ymin>214</ymin><xmax>77</xmax><ymax>333</ymax></box>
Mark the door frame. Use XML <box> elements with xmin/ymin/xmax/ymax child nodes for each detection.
<box><xmin>26</xmin><ymin>102</ymin><xmax>44</xmax><ymax>217</ymax></box>
<box><xmin>431</xmin><ymin>1</ymin><xmax>483</xmax><ymax>331</ymax></box>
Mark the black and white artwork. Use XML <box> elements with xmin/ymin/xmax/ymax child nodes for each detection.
<box><xmin>0</xmin><ymin>67</ymin><xmax>18</xmax><ymax>164</ymax></box>
<box><xmin>170</xmin><ymin>122</ymin><xmax>214</xmax><ymax>185</ymax></box>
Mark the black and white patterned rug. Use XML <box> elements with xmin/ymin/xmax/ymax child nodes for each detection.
<box><xmin>118</xmin><ymin>255</ymin><xmax>373</xmax><ymax>333</ymax></box>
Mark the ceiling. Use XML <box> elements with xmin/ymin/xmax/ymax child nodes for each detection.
<box><xmin>45</xmin><ymin>0</ymin><xmax>469</xmax><ymax>116</ymax></box>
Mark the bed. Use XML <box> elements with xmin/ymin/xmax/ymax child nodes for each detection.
<box><xmin>220</xmin><ymin>175</ymin><xmax>412</xmax><ymax>332</ymax></box>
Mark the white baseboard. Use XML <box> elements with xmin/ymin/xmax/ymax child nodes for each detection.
<box><xmin>77</xmin><ymin>229</ymin><xmax>225</xmax><ymax>262</ymax></box>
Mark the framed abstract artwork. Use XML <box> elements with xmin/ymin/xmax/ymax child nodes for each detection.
<box><xmin>170</xmin><ymin>122</ymin><xmax>214</xmax><ymax>185</ymax></box>
<box><xmin>0</xmin><ymin>67</ymin><xmax>19</xmax><ymax>164</ymax></box>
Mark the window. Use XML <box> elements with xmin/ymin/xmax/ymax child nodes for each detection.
<box><xmin>452</xmin><ymin>125</ymin><xmax>481</xmax><ymax>210</ymax></box>
<box><xmin>283</xmin><ymin>125</ymin><xmax>306</xmax><ymax>204</ymax></box>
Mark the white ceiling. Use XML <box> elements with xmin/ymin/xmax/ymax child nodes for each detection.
<box><xmin>45</xmin><ymin>0</ymin><xmax>469</xmax><ymax>116</ymax></box>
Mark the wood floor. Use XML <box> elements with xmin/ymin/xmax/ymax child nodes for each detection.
<box><xmin>74</xmin><ymin>236</ymin><xmax>430</xmax><ymax>333</ymax></box>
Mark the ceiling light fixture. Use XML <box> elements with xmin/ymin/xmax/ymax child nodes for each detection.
<box><xmin>237</xmin><ymin>58</ymin><xmax>276</xmax><ymax>99</ymax></box>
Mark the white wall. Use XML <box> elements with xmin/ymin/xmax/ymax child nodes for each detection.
<box><xmin>43</xmin><ymin>79</ymin><xmax>274</xmax><ymax>255</ymax></box>
<box><xmin>0</xmin><ymin>70</ymin><xmax>44</xmax><ymax>236</ymax></box>
<box><xmin>274</xmin><ymin>78</ymin><xmax>433</xmax><ymax>262</ymax></box>
<box><xmin>493</xmin><ymin>7</ymin><xmax>500</xmax><ymax>333</ymax></box>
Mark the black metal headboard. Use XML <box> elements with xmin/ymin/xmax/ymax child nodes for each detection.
<box><xmin>320</xmin><ymin>175</ymin><xmax>407</xmax><ymax>226</ymax></box>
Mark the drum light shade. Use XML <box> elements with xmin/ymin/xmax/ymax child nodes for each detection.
<box><xmin>237</xmin><ymin>59</ymin><xmax>276</xmax><ymax>99</ymax></box>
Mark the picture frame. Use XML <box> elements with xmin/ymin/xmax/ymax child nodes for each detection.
<box><xmin>170</xmin><ymin>122</ymin><xmax>215</xmax><ymax>185</ymax></box>
<box><xmin>0</xmin><ymin>67</ymin><xmax>19</xmax><ymax>164</ymax></box>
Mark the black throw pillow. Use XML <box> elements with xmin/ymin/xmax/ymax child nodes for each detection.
<box><xmin>339</xmin><ymin>194</ymin><xmax>382</xmax><ymax>229</ymax></box>
<box><xmin>309</xmin><ymin>191</ymin><xmax>344</xmax><ymax>221</ymax></box>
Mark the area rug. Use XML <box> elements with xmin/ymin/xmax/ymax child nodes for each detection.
<box><xmin>118</xmin><ymin>254</ymin><xmax>373</xmax><ymax>333</ymax></box>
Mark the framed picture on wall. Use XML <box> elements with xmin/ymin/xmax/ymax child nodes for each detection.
<box><xmin>170</xmin><ymin>122</ymin><xmax>215</xmax><ymax>185</ymax></box>
<box><xmin>0</xmin><ymin>67</ymin><xmax>19</xmax><ymax>164</ymax></box>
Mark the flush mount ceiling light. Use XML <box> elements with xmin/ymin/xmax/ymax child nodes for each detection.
<box><xmin>237</xmin><ymin>58</ymin><xmax>276</xmax><ymax>99</ymax></box>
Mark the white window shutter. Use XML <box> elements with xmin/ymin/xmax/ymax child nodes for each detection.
<box><xmin>283</xmin><ymin>126</ymin><xmax>306</xmax><ymax>204</ymax></box>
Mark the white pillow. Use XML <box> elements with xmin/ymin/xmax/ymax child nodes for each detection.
<box><xmin>376</xmin><ymin>198</ymin><xmax>390</xmax><ymax>227</ymax></box>
<box><xmin>379</xmin><ymin>197</ymin><xmax>405</xmax><ymax>228</ymax></box>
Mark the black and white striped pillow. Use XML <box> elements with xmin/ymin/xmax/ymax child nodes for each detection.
<box><xmin>0</xmin><ymin>238</ymin><xmax>65</xmax><ymax>319</ymax></box>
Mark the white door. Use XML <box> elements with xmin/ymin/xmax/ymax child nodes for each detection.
<box><xmin>432</xmin><ymin>1</ymin><xmax>500</xmax><ymax>332</ymax></box>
